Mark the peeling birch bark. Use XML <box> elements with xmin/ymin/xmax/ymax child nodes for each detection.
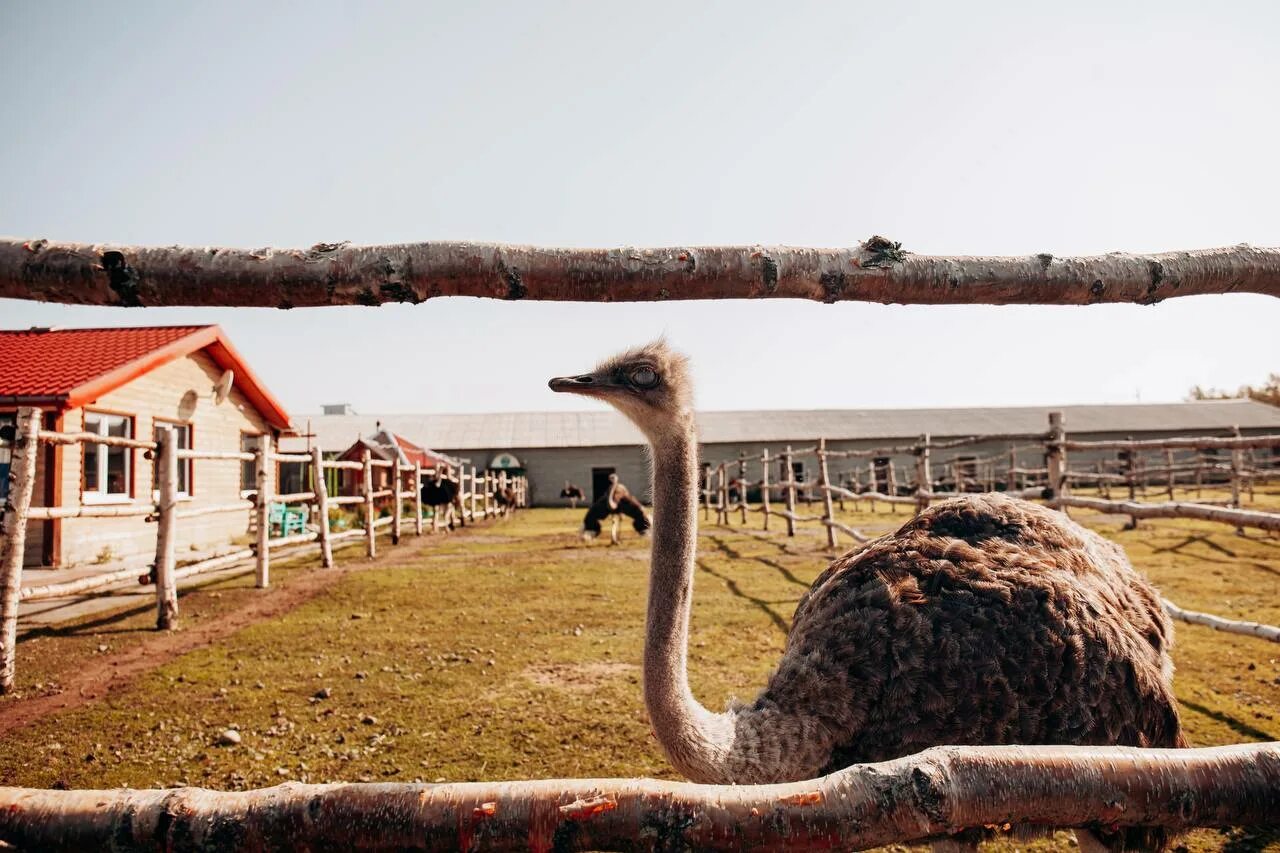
<box><xmin>0</xmin><ymin>744</ymin><xmax>1277</xmax><ymax>851</ymax></box>
<box><xmin>1</xmin><ymin>237</ymin><xmax>1277</xmax><ymax>307</ymax></box>
<box><xmin>1053</xmin><ymin>495</ymin><xmax>1280</xmax><ymax>532</ymax></box>
<box><xmin>1163</xmin><ymin>599</ymin><xmax>1280</xmax><ymax>643</ymax></box>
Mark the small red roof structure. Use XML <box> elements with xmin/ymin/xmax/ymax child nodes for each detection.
<box><xmin>0</xmin><ymin>325</ymin><xmax>291</xmax><ymax>430</ymax></box>
<box><xmin>335</xmin><ymin>427</ymin><xmax>458</xmax><ymax>470</ymax></box>
<box><xmin>392</xmin><ymin>432</ymin><xmax>455</xmax><ymax>469</ymax></box>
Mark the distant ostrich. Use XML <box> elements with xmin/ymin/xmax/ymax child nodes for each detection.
<box><xmin>550</xmin><ymin>341</ymin><xmax>1182</xmax><ymax>851</ymax></box>
<box><xmin>581</xmin><ymin>475</ymin><xmax>651</xmax><ymax>544</ymax></box>
<box><xmin>420</xmin><ymin>465</ymin><xmax>464</xmax><ymax>529</ymax></box>
<box><xmin>492</xmin><ymin>484</ymin><xmax>518</xmax><ymax>517</ymax></box>
<box><xmin>559</xmin><ymin>481</ymin><xmax>585</xmax><ymax>509</ymax></box>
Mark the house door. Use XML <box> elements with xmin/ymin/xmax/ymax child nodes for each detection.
<box><xmin>591</xmin><ymin>467</ymin><xmax>616</xmax><ymax>504</ymax></box>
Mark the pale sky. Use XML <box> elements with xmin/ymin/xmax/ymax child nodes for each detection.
<box><xmin>1</xmin><ymin>1</ymin><xmax>1277</xmax><ymax>416</ymax></box>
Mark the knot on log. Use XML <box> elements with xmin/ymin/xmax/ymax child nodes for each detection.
<box><xmin>101</xmin><ymin>250</ymin><xmax>143</xmax><ymax>307</ymax></box>
<box><xmin>910</xmin><ymin>764</ymin><xmax>949</xmax><ymax>824</ymax></box>
<box><xmin>559</xmin><ymin>795</ymin><xmax>617</xmax><ymax>819</ymax></box>
<box><xmin>860</xmin><ymin>235</ymin><xmax>907</xmax><ymax>268</ymax></box>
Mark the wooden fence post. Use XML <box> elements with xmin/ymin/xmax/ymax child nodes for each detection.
<box><xmin>887</xmin><ymin>462</ymin><xmax>899</xmax><ymax>511</ymax></box>
<box><xmin>715</xmin><ymin>465</ymin><xmax>727</xmax><ymax>526</ymax></box>
<box><xmin>0</xmin><ymin>408</ymin><xmax>40</xmax><ymax>694</ymax></box>
<box><xmin>866</xmin><ymin>460</ymin><xmax>876</xmax><ymax>513</ymax></box>
<box><xmin>391</xmin><ymin>462</ymin><xmax>403</xmax><ymax>546</ymax></box>
<box><xmin>312</xmin><ymin>447</ymin><xmax>334</xmax><ymax>567</ymax></box>
<box><xmin>483</xmin><ymin>471</ymin><xmax>492</xmax><ymax>518</ymax></box>
<box><xmin>362</xmin><ymin>448</ymin><xmax>376</xmax><ymax>558</ymax></box>
<box><xmin>738</xmin><ymin>452</ymin><xmax>749</xmax><ymax>524</ymax></box>
<box><xmin>1165</xmin><ymin>449</ymin><xmax>1176</xmax><ymax>501</ymax></box>
<box><xmin>1046</xmin><ymin>412</ymin><xmax>1067</xmax><ymax>504</ymax></box>
<box><xmin>702</xmin><ymin>466</ymin><xmax>711</xmax><ymax>521</ymax></box>
<box><xmin>818</xmin><ymin>439</ymin><xmax>838</xmax><ymax>549</ymax></box>
<box><xmin>1231</xmin><ymin>426</ymin><xmax>1244</xmax><ymax>508</ymax></box>
<box><xmin>431</xmin><ymin>468</ymin><xmax>441</xmax><ymax>533</ymax></box>
<box><xmin>783</xmin><ymin>446</ymin><xmax>796</xmax><ymax>537</ymax></box>
<box><xmin>1125</xmin><ymin>437</ymin><xmax>1137</xmax><ymax>502</ymax></box>
<box><xmin>413</xmin><ymin>462</ymin><xmax>424</xmax><ymax>536</ymax></box>
<box><xmin>152</xmin><ymin>426</ymin><xmax>179</xmax><ymax>630</ymax></box>
<box><xmin>471</xmin><ymin>466</ymin><xmax>480</xmax><ymax>521</ymax></box>
<box><xmin>760</xmin><ymin>449</ymin><xmax>771</xmax><ymax>532</ymax></box>
<box><xmin>915</xmin><ymin>434</ymin><xmax>931</xmax><ymax>515</ymax></box>
<box><xmin>254</xmin><ymin>434</ymin><xmax>273</xmax><ymax>588</ymax></box>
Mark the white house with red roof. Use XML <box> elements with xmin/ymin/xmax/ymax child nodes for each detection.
<box><xmin>0</xmin><ymin>325</ymin><xmax>292</xmax><ymax>569</ymax></box>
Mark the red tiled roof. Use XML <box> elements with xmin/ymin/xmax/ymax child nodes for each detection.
<box><xmin>393</xmin><ymin>433</ymin><xmax>453</xmax><ymax>468</ymax></box>
<box><xmin>0</xmin><ymin>325</ymin><xmax>292</xmax><ymax>430</ymax></box>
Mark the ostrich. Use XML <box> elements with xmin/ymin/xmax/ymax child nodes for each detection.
<box><xmin>492</xmin><ymin>484</ymin><xmax>518</xmax><ymax>517</ymax></box>
<box><xmin>420</xmin><ymin>465</ymin><xmax>464</xmax><ymax>530</ymax></box>
<box><xmin>560</xmin><ymin>481</ymin><xmax>585</xmax><ymax>509</ymax></box>
<box><xmin>550</xmin><ymin>341</ymin><xmax>1182</xmax><ymax>851</ymax></box>
<box><xmin>581</xmin><ymin>488</ymin><xmax>651</xmax><ymax>545</ymax></box>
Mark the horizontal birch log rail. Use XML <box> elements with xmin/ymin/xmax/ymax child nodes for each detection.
<box><xmin>38</xmin><ymin>430</ymin><xmax>156</xmax><ymax>450</ymax></box>
<box><xmin>1061</xmin><ymin>434</ymin><xmax>1280</xmax><ymax>452</ymax></box>
<box><xmin>175</xmin><ymin>449</ymin><xmax>255</xmax><ymax>461</ymax></box>
<box><xmin>18</xmin><ymin>565</ymin><xmax>144</xmax><ymax>602</ymax></box>
<box><xmin>823</xmin><ymin>518</ymin><xmax>871</xmax><ymax>543</ymax></box>
<box><xmin>323</xmin><ymin>460</ymin><xmax>364</xmax><ymax>471</ymax></box>
<box><xmin>26</xmin><ymin>503</ymin><xmax>156</xmax><ymax>520</ymax></box>
<box><xmin>4</xmin><ymin>238</ymin><xmax>1277</xmax><ymax>308</ymax></box>
<box><xmin>174</xmin><ymin>501</ymin><xmax>254</xmax><ymax>519</ymax></box>
<box><xmin>1163</xmin><ymin>598</ymin><xmax>1280</xmax><ymax>643</ymax></box>
<box><xmin>273</xmin><ymin>491</ymin><xmax>316</xmax><ymax>504</ymax></box>
<box><xmin>327</xmin><ymin>495</ymin><xmax>366</xmax><ymax>506</ymax></box>
<box><xmin>1</xmin><ymin>743</ymin><xmax>1276</xmax><ymax>852</ymax></box>
<box><xmin>269</xmin><ymin>453</ymin><xmax>313</xmax><ymax>463</ymax></box>
<box><xmin>1054</xmin><ymin>496</ymin><xmax>1280</xmax><ymax>532</ymax></box>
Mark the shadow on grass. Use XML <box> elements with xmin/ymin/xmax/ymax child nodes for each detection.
<box><xmin>696</xmin><ymin>560</ymin><xmax>791</xmax><ymax>636</ymax></box>
<box><xmin>705</xmin><ymin>535</ymin><xmax>812</xmax><ymax>589</ymax></box>
<box><xmin>1179</xmin><ymin>698</ymin><xmax>1277</xmax><ymax>742</ymax></box>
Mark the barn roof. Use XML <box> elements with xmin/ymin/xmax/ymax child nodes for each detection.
<box><xmin>0</xmin><ymin>325</ymin><xmax>292</xmax><ymax>430</ymax></box>
<box><xmin>294</xmin><ymin>399</ymin><xmax>1280</xmax><ymax>452</ymax></box>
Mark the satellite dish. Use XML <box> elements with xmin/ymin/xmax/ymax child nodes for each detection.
<box><xmin>213</xmin><ymin>370</ymin><xmax>235</xmax><ymax>405</ymax></box>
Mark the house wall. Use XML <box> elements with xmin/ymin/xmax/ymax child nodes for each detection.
<box><xmin>41</xmin><ymin>350</ymin><xmax>273</xmax><ymax>568</ymax></box>
<box><xmin>442</xmin><ymin>425</ymin><xmax>1279</xmax><ymax>508</ymax></box>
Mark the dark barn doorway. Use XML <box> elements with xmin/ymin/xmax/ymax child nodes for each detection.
<box><xmin>591</xmin><ymin>467</ymin><xmax>617</xmax><ymax>503</ymax></box>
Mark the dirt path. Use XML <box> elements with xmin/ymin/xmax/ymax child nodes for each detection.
<box><xmin>0</xmin><ymin>531</ymin><xmax>446</xmax><ymax>737</ymax></box>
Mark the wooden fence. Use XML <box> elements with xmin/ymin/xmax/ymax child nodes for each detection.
<box><xmin>697</xmin><ymin>412</ymin><xmax>1280</xmax><ymax>645</ymax></box>
<box><xmin>0</xmin><ymin>407</ymin><xmax>527</xmax><ymax>694</ymax></box>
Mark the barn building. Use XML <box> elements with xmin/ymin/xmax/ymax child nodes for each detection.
<box><xmin>0</xmin><ymin>325</ymin><xmax>292</xmax><ymax>569</ymax></box>
<box><xmin>296</xmin><ymin>401</ymin><xmax>1280</xmax><ymax>506</ymax></box>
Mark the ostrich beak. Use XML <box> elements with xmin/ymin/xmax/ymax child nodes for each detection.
<box><xmin>548</xmin><ymin>372</ymin><xmax>614</xmax><ymax>397</ymax></box>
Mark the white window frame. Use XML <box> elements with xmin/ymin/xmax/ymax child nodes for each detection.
<box><xmin>152</xmin><ymin>422</ymin><xmax>193</xmax><ymax>501</ymax></box>
<box><xmin>82</xmin><ymin>412</ymin><xmax>133</xmax><ymax>505</ymax></box>
<box><xmin>240</xmin><ymin>432</ymin><xmax>262</xmax><ymax>499</ymax></box>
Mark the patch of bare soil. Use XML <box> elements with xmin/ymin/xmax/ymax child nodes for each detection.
<box><xmin>522</xmin><ymin>661</ymin><xmax>638</xmax><ymax>691</ymax></box>
<box><xmin>0</xmin><ymin>534</ymin><xmax>444</xmax><ymax>737</ymax></box>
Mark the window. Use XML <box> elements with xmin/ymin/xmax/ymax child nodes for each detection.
<box><xmin>241</xmin><ymin>433</ymin><xmax>260</xmax><ymax>494</ymax></box>
<box><xmin>153</xmin><ymin>423</ymin><xmax>192</xmax><ymax>496</ymax></box>
<box><xmin>83</xmin><ymin>413</ymin><xmax>132</xmax><ymax>501</ymax></box>
<box><xmin>278</xmin><ymin>461</ymin><xmax>307</xmax><ymax>495</ymax></box>
<box><xmin>791</xmin><ymin>461</ymin><xmax>806</xmax><ymax>484</ymax></box>
<box><xmin>0</xmin><ymin>413</ymin><xmax>14</xmax><ymax>500</ymax></box>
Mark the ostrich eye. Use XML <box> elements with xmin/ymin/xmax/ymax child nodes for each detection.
<box><xmin>630</xmin><ymin>366</ymin><xmax>659</xmax><ymax>388</ymax></box>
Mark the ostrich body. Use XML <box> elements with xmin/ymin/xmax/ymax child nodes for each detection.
<box><xmin>560</xmin><ymin>481</ymin><xmax>585</xmax><ymax>509</ymax></box>
<box><xmin>550</xmin><ymin>341</ymin><xmax>1182</xmax><ymax>850</ymax></box>
<box><xmin>582</xmin><ymin>490</ymin><xmax>651</xmax><ymax>544</ymax></box>
<box><xmin>420</xmin><ymin>467</ymin><xmax>464</xmax><ymax>529</ymax></box>
<box><xmin>492</xmin><ymin>485</ymin><xmax>518</xmax><ymax>516</ymax></box>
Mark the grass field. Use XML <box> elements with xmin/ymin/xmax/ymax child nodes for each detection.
<box><xmin>1</xmin><ymin>495</ymin><xmax>1278</xmax><ymax>851</ymax></box>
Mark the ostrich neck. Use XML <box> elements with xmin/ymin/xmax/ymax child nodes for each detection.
<box><xmin>643</xmin><ymin>413</ymin><xmax>737</xmax><ymax>782</ymax></box>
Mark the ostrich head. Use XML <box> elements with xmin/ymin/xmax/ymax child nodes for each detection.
<box><xmin>549</xmin><ymin>340</ymin><xmax>693</xmax><ymax>440</ymax></box>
